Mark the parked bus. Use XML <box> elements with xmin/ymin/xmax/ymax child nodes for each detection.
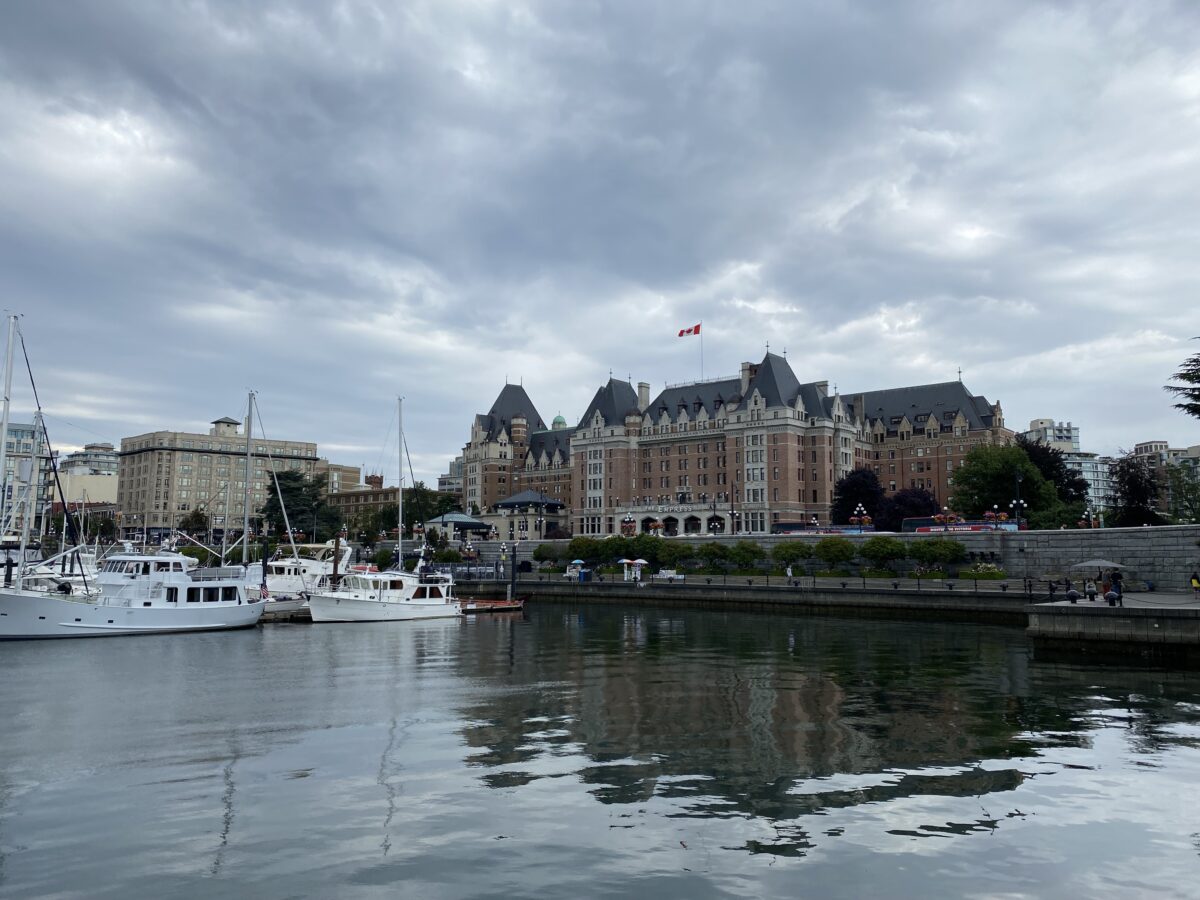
<box><xmin>901</xmin><ymin>516</ymin><xmax>1020</xmax><ymax>533</ymax></box>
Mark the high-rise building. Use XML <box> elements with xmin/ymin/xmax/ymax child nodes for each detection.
<box><xmin>118</xmin><ymin>416</ymin><xmax>318</xmax><ymax>540</ymax></box>
<box><xmin>437</xmin><ymin>455</ymin><xmax>464</xmax><ymax>500</ymax></box>
<box><xmin>1</xmin><ymin>421</ymin><xmax>53</xmax><ymax>535</ymax></box>
<box><xmin>1021</xmin><ymin>418</ymin><xmax>1080</xmax><ymax>453</ymax></box>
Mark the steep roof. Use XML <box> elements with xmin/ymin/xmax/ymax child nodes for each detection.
<box><xmin>527</xmin><ymin>424</ymin><xmax>575</xmax><ymax>464</ymax></box>
<box><xmin>211</xmin><ymin>416</ymin><xmax>241</xmax><ymax>425</ymax></box>
<box><xmin>740</xmin><ymin>352</ymin><xmax>801</xmax><ymax>409</ymax></box>
<box><xmin>495</xmin><ymin>489</ymin><xmax>567</xmax><ymax>511</ymax></box>
<box><xmin>847</xmin><ymin>381</ymin><xmax>998</xmax><ymax>432</ymax></box>
<box><xmin>578</xmin><ymin>378</ymin><xmax>639</xmax><ymax>427</ymax></box>
<box><xmin>647</xmin><ymin>377</ymin><xmax>742</xmax><ymax>423</ymax></box>
<box><xmin>480</xmin><ymin>384</ymin><xmax>545</xmax><ymax>441</ymax></box>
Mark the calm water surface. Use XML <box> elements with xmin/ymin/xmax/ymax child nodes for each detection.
<box><xmin>2</xmin><ymin>603</ymin><xmax>1199</xmax><ymax>898</ymax></box>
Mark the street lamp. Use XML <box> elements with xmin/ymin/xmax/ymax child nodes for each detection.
<box><xmin>810</xmin><ymin>515</ymin><xmax>819</xmax><ymax>531</ymax></box>
<box><xmin>1010</xmin><ymin>498</ymin><xmax>1028</xmax><ymax>528</ymax></box>
<box><xmin>852</xmin><ymin>503</ymin><xmax>867</xmax><ymax>532</ymax></box>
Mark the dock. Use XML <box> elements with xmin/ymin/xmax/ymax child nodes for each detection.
<box><xmin>1026</xmin><ymin>592</ymin><xmax>1200</xmax><ymax>665</ymax></box>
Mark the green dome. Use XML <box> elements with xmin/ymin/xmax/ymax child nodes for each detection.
<box><xmin>552</xmin><ymin>414</ymin><xmax>567</xmax><ymax>429</ymax></box>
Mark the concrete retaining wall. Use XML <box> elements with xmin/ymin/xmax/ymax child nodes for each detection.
<box><xmin>471</xmin><ymin>525</ymin><xmax>1200</xmax><ymax>591</ymax></box>
<box><xmin>467</xmin><ymin>580</ymin><xmax>1031</xmax><ymax>625</ymax></box>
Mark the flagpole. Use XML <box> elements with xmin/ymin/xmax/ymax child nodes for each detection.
<box><xmin>700</xmin><ymin>321</ymin><xmax>704</xmax><ymax>380</ymax></box>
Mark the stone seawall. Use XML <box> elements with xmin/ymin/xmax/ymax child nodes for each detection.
<box><xmin>472</xmin><ymin>525</ymin><xmax>1200</xmax><ymax>591</ymax></box>
<box><xmin>466</xmin><ymin>580</ymin><xmax>1031</xmax><ymax>625</ymax></box>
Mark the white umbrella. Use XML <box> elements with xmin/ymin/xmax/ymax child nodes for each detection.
<box><xmin>633</xmin><ymin>558</ymin><xmax>649</xmax><ymax>565</ymax></box>
<box><xmin>1071</xmin><ymin>559</ymin><xmax>1125</xmax><ymax>569</ymax></box>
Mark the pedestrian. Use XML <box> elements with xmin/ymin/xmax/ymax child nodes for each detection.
<box><xmin>786</xmin><ymin>564</ymin><xmax>793</xmax><ymax>585</ymax></box>
<box><xmin>1085</xmin><ymin>579</ymin><xmax>1097</xmax><ymax>602</ymax></box>
<box><xmin>1111</xmin><ymin>568</ymin><xmax>1124</xmax><ymax>596</ymax></box>
<box><xmin>1191</xmin><ymin>571</ymin><xmax>1200</xmax><ymax>597</ymax></box>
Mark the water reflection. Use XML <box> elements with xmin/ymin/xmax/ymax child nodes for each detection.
<box><xmin>458</xmin><ymin>604</ymin><xmax>1200</xmax><ymax>856</ymax></box>
<box><xmin>0</xmin><ymin>604</ymin><xmax>1198</xmax><ymax>897</ymax></box>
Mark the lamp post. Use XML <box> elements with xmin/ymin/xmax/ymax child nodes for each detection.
<box><xmin>810</xmin><ymin>515</ymin><xmax>819</xmax><ymax>532</ymax></box>
<box><xmin>1010</xmin><ymin>498</ymin><xmax>1028</xmax><ymax>529</ymax></box>
<box><xmin>853</xmin><ymin>503</ymin><xmax>867</xmax><ymax>533</ymax></box>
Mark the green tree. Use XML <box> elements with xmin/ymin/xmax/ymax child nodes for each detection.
<box><xmin>565</xmin><ymin>536</ymin><xmax>604</xmax><ymax>563</ymax></box>
<box><xmin>876</xmin><ymin>488</ymin><xmax>939</xmax><ymax>532</ymax></box>
<box><xmin>1109</xmin><ymin>452</ymin><xmax>1167</xmax><ymax>527</ymax></box>
<box><xmin>93</xmin><ymin>516</ymin><xmax>117</xmax><ymax>542</ymax></box>
<box><xmin>1166</xmin><ymin>464</ymin><xmax>1200</xmax><ymax>523</ymax></box>
<box><xmin>908</xmin><ymin>538</ymin><xmax>966</xmax><ymax>569</ymax></box>
<box><xmin>260</xmin><ymin>471</ymin><xmax>339</xmax><ymax>539</ymax></box>
<box><xmin>178</xmin><ymin>508</ymin><xmax>210</xmax><ymax>536</ymax></box>
<box><xmin>697</xmin><ymin>542</ymin><xmax>731</xmax><ymax>572</ymax></box>
<box><xmin>948</xmin><ymin>445</ymin><xmax>1056</xmax><ymax>518</ymax></box>
<box><xmin>859</xmin><ymin>536</ymin><xmax>907</xmax><ymax>571</ymax></box>
<box><xmin>771</xmin><ymin>541</ymin><xmax>812</xmax><ymax>567</ymax></box>
<box><xmin>404</xmin><ymin>482</ymin><xmax>461</xmax><ymax>536</ymax></box>
<box><xmin>1015</xmin><ymin>435</ymin><xmax>1089</xmax><ymax>505</ymax></box>
<box><xmin>831</xmin><ymin>469</ymin><xmax>886</xmax><ymax>524</ymax></box>
<box><xmin>813</xmin><ymin>537</ymin><xmax>856</xmax><ymax>569</ymax></box>
<box><xmin>656</xmin><ymin>541</ymin><xmax>688</xmax><ymax>569</ymax></box>
<box><xmin>728</xmin><ymin>540</ymin><xmax>765</xmax><ymax>571</ymax></box>
<box><xmin>433</xmin><ymin>548</ymin><xmax>462</xmax><ymax>563</ymax></box>
<box><xmin>1164</xmin><ymin>337</ymin><xmax>1200</xmax><ymax>420</ymax></box>
<box><xmin>532</xmin><ymin>543</ymin><xmax>563</xmax><ymax>564</ymax></box>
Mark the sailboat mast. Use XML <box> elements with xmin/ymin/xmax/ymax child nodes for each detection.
<box><xmin>242</xmin><ymin>391</ymin><xmax>253</xmax><ymax>564</ymax></box>
<box><xmin>0</xmin><ymin>314</ymin><xmax>16</xmax><ymax>527</ymax></box>
<box><xmin>403</xmin><ymin>393</ymin><xmax>408</xmax><ymax>564</ymax></box>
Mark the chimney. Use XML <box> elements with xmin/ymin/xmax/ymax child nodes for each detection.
<box><xmin>814</xmin><ymin>381</ymin><xmax>829</xmax><ymax>397</ymax></box>
<box><xmin>740</xmin><ymin>362</ymin><xmax>753</xmax><ymax>395</ymax></box>
<box><xmin>637</xmin><ymin>382</ymin><xmax>650</xmax><ymax>412</ymax></box>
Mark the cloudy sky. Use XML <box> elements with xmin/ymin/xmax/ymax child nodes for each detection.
<box><xmin>1</xmin><ymin>0</ymin><xmax>1197</xmax><ymax>485</ymax></box>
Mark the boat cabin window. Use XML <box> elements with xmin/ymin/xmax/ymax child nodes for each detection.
<box><xmin>187</xmin><ymin>587</ymin><xmax>200</xmax><ymax>602</ymax></box>
<box><xmin>204</xmin><ymin>587</ymin><xmax>219</xmax><ymax>602</ymax></box>
<box><xmin>155</xmin><ymin>561</ymin><xmax>171</xmax><ymax>572</ymax></box>
<box><xmin>166</xmin><ymin>587</ymin><xmax>178</xmax><ymax>603</ymax></box>
<box><xmin>414</xmin><ymin>587</ymin><xmax>427</xmax><ymax>599</ymax></box>
<box><xmin>172</xmin><ymin>563</ymin><xmax>184</xmax><ymax>572</ymax></box>
<box><xmin>429</xmin><ymin>587</ymin><xmax>443</xmax><ymax>598</ymax></box>
<box><xmin>390</xmin><ymin>580</ymin><xmax>405</xmax><ymax>590</ymax></box>
<box><xmin>222</xmin><ymin>586</ymin><xmax>238</xmax><ymax>602</ymax></box>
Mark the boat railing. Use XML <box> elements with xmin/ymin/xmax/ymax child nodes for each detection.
<box><xmin>189</xmin><ymin>567</ymin><xmax>244</xmax><ymax>582</ymax></box>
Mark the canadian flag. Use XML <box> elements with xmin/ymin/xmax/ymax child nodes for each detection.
<box><xmin>678</xmin><ymin>323</ymin><xmax>701</xmax><ymax>337</ymax></box>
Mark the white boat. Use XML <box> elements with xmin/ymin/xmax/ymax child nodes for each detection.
<box><xmin>250</xmin><ymin>540</ymin><xmax>355</xmax><ymax>614</ymax></box>
<box><xmin>0</xmin><ymin>550</ymin><xmax>264</xmax><ymax>639</ymax></box>
<box><xmin>307</xmin><ymin>567</ymin><xmax>462</xmax><ymax>622</ymax></box>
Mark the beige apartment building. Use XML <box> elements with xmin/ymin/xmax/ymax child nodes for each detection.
<box><xmin>459</xmin><ymin>352</ymin><xmax>1012</xmax><ymax>537</ymax></box>
<box><xmin>117</xmin><ymin>416</ymin><xmax>319</xmax><ymax>539</ymax></box>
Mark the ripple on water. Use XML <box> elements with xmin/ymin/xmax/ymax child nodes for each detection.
<box><xmin>1</xmin><ymin>605</ymin><xmax>1199</xmax><ymax>898</ymax></box>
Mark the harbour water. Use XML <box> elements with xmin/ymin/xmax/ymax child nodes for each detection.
<box><xmin>2</xmin><ymin>603</ymin><xmax>1199</xmax><ymax>898</ymax></box>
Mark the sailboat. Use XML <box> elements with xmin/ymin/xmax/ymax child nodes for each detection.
<box><xmin>0</xmin><ymin>319</ymin><xmax>265</xmax><ymax>639</ymax></box>
<box><xmin>308</xmin><ymin>398</ymin><xmax>463</xmax><ymax>623</ymax></box>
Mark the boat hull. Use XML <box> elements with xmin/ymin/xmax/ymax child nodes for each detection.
<box><xmin>307</xmin><ymin>593</ymin><xmax>462</xmax><ymax>623</ymax></box>
<box><xmin>0</xmin><ymin>590</ymin><xmax>264</xmax><ymax>639</ymax></box>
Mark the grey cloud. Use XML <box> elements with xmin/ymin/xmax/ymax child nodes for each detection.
<box><xmin>1</xmin><ymin>0</ymin><xmax>1198</xmax><ymax>479</ymax></box>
